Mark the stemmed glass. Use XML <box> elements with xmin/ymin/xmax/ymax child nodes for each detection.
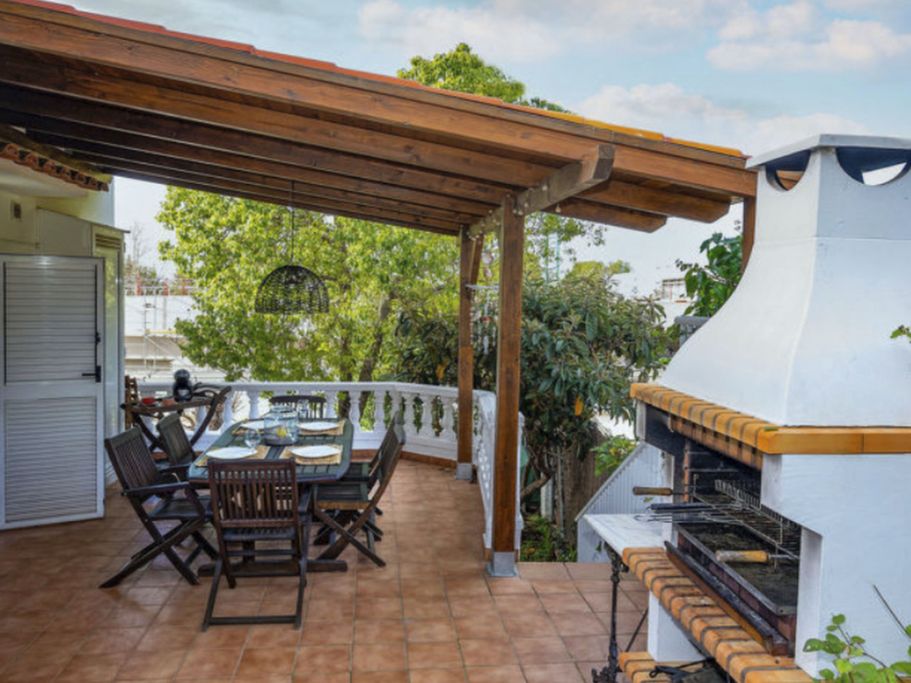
<box><xmin>243</xmin><ymin>425</ymin><xmax>263</xmax><ymax>450</ymax></box>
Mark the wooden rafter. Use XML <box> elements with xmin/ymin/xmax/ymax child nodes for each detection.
<box><xmin>468</xmin><ymin>145</ymin><xmax>616</xmax><ymax>237</ymax></box>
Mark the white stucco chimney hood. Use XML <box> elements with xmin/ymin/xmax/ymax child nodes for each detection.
<box><xmin>661</xmin><ymin>134</ymin><xmax>911</xmax><ymax>427</ymax></box>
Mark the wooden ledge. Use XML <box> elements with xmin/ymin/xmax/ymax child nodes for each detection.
<box><xmin>631</xmin><ymin>384</ymin><xmax>911</xmax><ymax>455</ymax></box>
<box><xmin>619</xmin><ymin>652</ymin><xmax>672</xmax><ymax>683</ymax></box>
<box><xmin>622</xmin><ymin>547</ymin><xmax>812</xmax><ymax>683</ymax></box>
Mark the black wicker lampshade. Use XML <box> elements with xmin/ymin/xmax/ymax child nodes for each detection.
<box><xmin>254</xmin><ymin>264</ymin><xmax>329</xmax><ymax>314</ymax></box>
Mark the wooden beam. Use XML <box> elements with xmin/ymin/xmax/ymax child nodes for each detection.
<box><xmin>2</xmin><ymin>108</ymin><xmax>489</xmax><ymax>217</ymax></box>
<box><xmin>469</xmin><ymin>145</ymin><xmax>614</xmax><ymax>236</ymax></box>
<box><xmin>109</xmin><ymin>168</ymin><xmax>460</xmax><ymax>234</ymax></box>
<box><xmin>0</xmin><ymin>82</ymin><xmax>509</xmax><ymax>205</ymax></box>
<box><xmin>556</xmin><ymin>200</ymin><xmax>667</xmax><ymax>232</ymax></box>
<box><xmin>582</xmin><ymin>180</ymin><xmax>731</xmax><ymax>223</ymax></box>
<box><xmin>491</xmin><ymin>194</ymin><xmax>523</xmax><ymax>570</ymax></box>
<box><xmin>0</xmin><ymin>11</ymin><xmax>756</xmax><ymax>197</ymax></box>
<box><xmin>32</xmin><ymin>134</ymin><xmax>477</xmax><ymax>225</ymax></box>
<box><xmin>469</xmin><ymin>233</ymin><xmax>485</xmax><ymax>285</ymax></box>
<box><xmin>0</xmin><ymin>1</ymin><xmax>751</xmax><ymax>172</ymax></box>
<box><xmin>742</xmin><ymin>196</ymin><xmax>756</xmax><ymax>271</ymax></box>
<box><xmin>457</xmin><ymin>228</ymin><xmax>475</xmax><ymax>476</ymax></box>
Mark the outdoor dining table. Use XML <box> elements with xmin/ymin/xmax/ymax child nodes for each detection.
<box><xmin>188</xmin><ymin>416</ymin><xmax>355</xmax><ymax>572</ymax></box>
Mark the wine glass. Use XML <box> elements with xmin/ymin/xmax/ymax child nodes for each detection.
<box><xmin>243</xmin><ymin>427</ymin><xmax>262</xmax><ymax>450</ymax></box>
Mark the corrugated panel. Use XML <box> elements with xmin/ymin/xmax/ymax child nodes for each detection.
<box><xmin>4</xmin><ymin>397</ymin><xmax>99</xmax><ymax>522</ymax></box>
<box><xmin>4</xmin><ymin>262</ymin><xmax>97</xmax><ymax>383</ymax></box>
<box><xmin>575</xmin><ymin>442</ymin><xmax>668</xmax><ymax>519</ymax></box>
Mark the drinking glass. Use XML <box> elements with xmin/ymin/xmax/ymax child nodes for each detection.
<box><xmin>243</xmin><ymin>427</ymin><xmax>262</xmax><ymax>450</ymax></box>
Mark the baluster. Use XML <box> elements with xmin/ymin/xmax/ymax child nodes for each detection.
<box><xmin>349</xmin><ymin>390</ymin><xmax>362</xmax><ymax>432</ymax></box>
<box><xmin>402</xmin><ymin>392</ymin><xmax>417</xmax><ymax>438</ymax></box>
<box><xmin>441</xmin><ymin>396</ymin><xmax>455</xmax><ymax>440</ymax></box>
<box><xmin>374</xmin><ymin>389</ymin><xmax>386</xmax><ymax>432</ymax></box>
<box><xmin>248</xmin><ymin>391</ymin><xmax>261</xmax><ymax>419</ymax></box>
<box><xmin>221</xmin><ymin>391</ymin><xmax>234</xmax><ymax>431</ymax></box>
<box><xmin>325</xmin><ymin>391</ymin><xmax>338</xmax><ymax>418</ymax></box>
<box><xmin>420</xmin><ymin>392</ymin><xmax>433</xmax><ymax>437</ymax></box>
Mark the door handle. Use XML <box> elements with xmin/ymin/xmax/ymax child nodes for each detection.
<box><xmin>82</xmin><ymin>365</ymin><xmax>102</xmax><ymax>382</ymax></box>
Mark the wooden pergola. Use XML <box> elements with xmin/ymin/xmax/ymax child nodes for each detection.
<box><xmin>0</xmin><ymin>0</ymin><xmax>758</xmax><ymax>574</ymax></box>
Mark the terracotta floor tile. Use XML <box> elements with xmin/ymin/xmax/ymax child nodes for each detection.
<box><xmin>406</xmin><ymin>618</ymin><xmax>456</xmax><ymax>642</ymax></box>
<box><xmin>404</xmin><ymin>598</ymin><xmax>451</xmax><ymax>620</ymax></box>
<box><xmin>516</xmin><ymin>563</ymin><xmax>569</xmax><ymax>580</ymax></box>
<box><xmin>465</xmin><ymin>665</ymin><xmax>527</xmax><ymax>683</ymax></box>
<box><xmin>176</xmin><ymin>646</ymin><xmax>242</xmax><ymax>678</ymax></box>
<box><xmin>511</xmin><ymin>637</ymin><xmax>572</xmax><ymax>665</ymax></box>
<box><xmin>486</xmin><ymin>578</ymin><xmax>534</xmax><ymax>595</ymax></box>
<box><xmin>572</xmin><ymin>580</ymin><xmax>612</xmax><ymax>594</ymax></box>
<box><xmin>459</xmin><ymin>639</ymin><xmax>517</xmax><ymax>667</ymax></box>
<box><xmin>80</xmin><ymin>627</ymin><xmax>146</xmax><ymax>655</ymax></box>
<box><xmin>454</xmin><ymin>615</ymin><xmax>507</xmax><ymax>640</ymax></box>
<box><xmin>193</xmin><ymin>625</ymin><xmax>250</xmax><ymax>649</ymax></box>
<box><xmin>135</xmin><ymin>624</ymin><xmax>196</xmax><ymax>652</ymax></box>
<box><xmin>352</xmin><ymin>641</ymin><xmax>407</xmax><ymax>671</ymax></box>
<box><xmin>549</xmin><ymin>613</ymin><xmax>606</xmax><ymax>637</ymax></box>
<box><xmin>500</xmin><ymin>613</ymin><xmax>556</xmax><ymax>639</ymax></box>
<box><xmin>561</xmin><ymin>635</ymin><xmax>609</xmax><ymax>661</ymax></box>
<box><xmin>293</xmin><ymin>672</ymin><xmax>350</xmax><ymax>683</ymax></box>
<box><xmin>116</xmin><ymin>651</ymin><xmax>183</xmax><ymax>680</ymax></box>
<box><xmin>565</xmin><ymin>564</ymin><xmax>610</xmax><ymax>581</ymax></box>
<box><xmin>355</xmin><ymin>597</ymin><xmax>403</xmax><ymax>620</ymax></box>
<box><xmin>522</xmin><ymin>662</ymin><xmax>585</xmax><ymax>682</ymax></box>
<box><xmin>538</xmin><ymin>593</ymin><xmax>591</xmax><ymax>614</ymax></box>
<box><xmin>409</xmin><ymin>668</ymin><xmax>467</xmax><ymax>682</ymax></box>
<box><xmin>351</xmin><ymin>671</ymin><xmax>409</xmax><ymax>683</ymax></box>
<box><xmin>407</xmin><ymin>640</ymin><xmax>462</xmax><ymax>669</ymax></box>
<box><xmin>448</xmin><ymin>595</ymin><xmax>495</xmax><ymax>618</ymax></box>
<box><xmin>301</xmin><ymin>620</ymin><xmax>354</xmax><ymax>645</ymax></box>
<box><xmin>246</xmin><ymin>624</ymin><xmax>302</xmax><ymax>648</ymax></box>
<box><xmin>493</xmin><ymin>595</ymin><xmax>543</xmax><ymax>615</ymax></box>
<box><xmin>309</xmin><ymin>597</ymin><xmax>356</xmax><ymax>621</ymax></box>
<box><xmin>355</xmin><ymin>619</ymin><xmax>406</xmax><ymax>642</ymax></box>
<box><xmin>236</xmin><ymin>647</ymin><xmax>298</xmax><ymax>676</ymax></box>
<box><xmin>56</xmin><ymin>652</ymin><xmax>127</xmax><ymax>682</ymax></box>
<box><xmin>294</xmin><ymin>644</ymin><xmax>352</xmax><ymax>674</ymax></box>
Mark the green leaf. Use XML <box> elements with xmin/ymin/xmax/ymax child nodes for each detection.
<box><xmin>832</xmin><ymin>614</ymin><xmax>846</xmax><ymax>626</ymax></box>
<box><xmin>819</xmin><ymin>669</ymin><xmax>835</xmax><ymax>680</ymax></box>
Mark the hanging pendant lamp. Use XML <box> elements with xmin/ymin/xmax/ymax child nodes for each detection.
<box><xmin>254</xmin><ymin>183</ymin><xmax>329</xmax><ymax>314</ymax></box>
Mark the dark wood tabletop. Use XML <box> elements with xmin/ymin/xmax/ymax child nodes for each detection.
<box><xmin>187</xmin><ymin>417</ymin><xmax>353</xmax><ymax>485</ymax></box>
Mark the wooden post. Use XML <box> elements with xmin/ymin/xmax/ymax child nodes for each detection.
<box><xmin>490</xmin><ymin>195</ymin><xmax>523</xmax><ymax>577</ymax></box>
<box><xmin>456</xmin><ymin>228</ymin><xmax>475</xmax><ymax>480</ymax></box>
<box><xmin>741</xmin><ymin>196</ymin><xmax>756</xmax><ymax>271</ymax></box>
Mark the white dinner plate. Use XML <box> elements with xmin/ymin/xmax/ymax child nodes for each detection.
<box><xmin>299</xmin><ymin>420</ymin><xmax>339</xmax><ymax>432</ymax></box>
<box><xmin>207</xmin><ymin>446</ymin><xmax>257</xmax><ymax>460</ymax></box>
<box><xmin>290</xmin><ymin>445</ymin><xmax>341</xmax><ymax>459</ymax></box>
<box><xmin>242</xmin><ymin>420</ymin><xmax>266</xmax><ymax>430</ymax></box>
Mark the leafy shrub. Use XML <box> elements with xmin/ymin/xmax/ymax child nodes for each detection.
<box><xmin>804</xmin><ymin>614</ymin><xmax>911</xmax><ymax>682</ymax></box>
<box><xmin>593</xmin><ymin>434</ymin><xmax>637</xmax><ymax>477</ymax></box>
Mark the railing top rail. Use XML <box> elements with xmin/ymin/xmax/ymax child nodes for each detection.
<box><xmin>137</xmin><ymin>379</ymin><xmax>476</xmax><ymax>398</ymax></box>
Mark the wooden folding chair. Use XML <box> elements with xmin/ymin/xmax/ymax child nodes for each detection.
<box><xmin>312</xmin><ymin>423</ymin><xmax>405</xmax><ymax>567</ymax></box>
<box><xmin>342</xmin><ymin>413</ymin><xmax>403</xmax><ymax>486</ymax></box>
<box><xmin>203</xmin><ymin>460</ymin><xmax>311</xmax><ymax>629</ymax></box>
<box><xmin>270</xmin><ymin>393</ymin><xmax>327</xmax><ymax>418</ymax></box>
<box><xmin>100</xmin><ymin>428</ymin><xmax>216</xmax><ymax>588</ymax></box>
<box><xmin>156</xmin><ymin>412</ymin><xmax>198</xmax><ymax>477</ymax></box>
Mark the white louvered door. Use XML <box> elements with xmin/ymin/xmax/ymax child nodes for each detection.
<box><xmin>0</xmin><ymin>256</ymin><xmax>104</xmax><ymax>529</ymax></box>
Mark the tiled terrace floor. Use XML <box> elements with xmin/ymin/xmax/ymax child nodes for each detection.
<box><xmin>0</xmin><ymin>459</ymin><xmax>647</xmax><ymax>682</ymax></box>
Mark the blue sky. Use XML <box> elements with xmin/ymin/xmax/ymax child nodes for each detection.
<box><xmin>72</xmin><ymin>0</ymin><xmax>911</xmax><ymax>291</ymax></box>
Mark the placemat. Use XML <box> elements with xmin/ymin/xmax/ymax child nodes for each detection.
<box><xmin>279</xmin><ymin>445</ymin><xmax>343</xmax><ymax>466</ymax></box>
<box><xmin>298</xmin><ymin>420</ymin><xmax>345</xmax><ymax>436</ymax></box>
<box><xmin>194</xmin><ymin>444</ymin><xmax>270</xmax><ymax>467</ymax></box>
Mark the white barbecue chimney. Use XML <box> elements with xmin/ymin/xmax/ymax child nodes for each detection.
<box><xmin>659</xmin><ymin>135</ymin><xmax>911</xmax><ymax>675</ymax></box>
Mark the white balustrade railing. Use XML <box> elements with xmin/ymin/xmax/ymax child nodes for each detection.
<box><xmin>138</xmin><ymin>380</ymin><xmax>524</xmax><ymax>553</ymax></box>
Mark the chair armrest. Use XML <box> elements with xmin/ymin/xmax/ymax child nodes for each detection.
<box><xmin>125</xmin><ymin>480</ymin><xmax>189</xmax><ymax>498</ymax></box>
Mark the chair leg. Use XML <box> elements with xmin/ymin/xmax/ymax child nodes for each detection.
<box><xmin>99</xmin><ymin>520</ymin><xmax>199</xmax><ymax>588</ymax></box>
<box><xmin>202</xmin><ymin>558</ymin><xmax>223</xmax><ymax>631</ymax></box>
<box><xmin>193</xmin><ymin>531</ymin><xmax>219</xmax><ymax>559</ymax></box>
<box><xmin>313</xmin><ymin>506</ymin><xmax>386</xmax><ymax>567</ymax></box>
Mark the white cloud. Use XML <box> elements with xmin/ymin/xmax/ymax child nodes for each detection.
<box><xmin>709</xmin><ymin>1</ymin><xmax>911</xmax><ymax>71</ymax></box>
<box><xmin>577</xmin><ymin>82</ymin><xmax>869</xmax><ymax>155</ymax></box>
<box><xmin>357</xmin><ymin>0</ymin><xmax>738</xmax><ymax>63</ymax></box>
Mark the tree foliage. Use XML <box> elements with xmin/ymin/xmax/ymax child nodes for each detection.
<box><xmin>804</xmin><ymin>613</ymin><xmax>911</xmax><ymax>682</ymax></box>
<box><xmin>158</xmin><ymin>189</ymin><xmax>457</xmax><ymax>381</ymax></box>
<box><xmin>398</xmin><ymin>42</ymin><xmax>566</xmax><ymax>111</ymax></box>
<box><xmin>393</xmin><ymin>270</ymin><xmax>671</xmax><ymax>499</ymax></box>
<box><xmin>676</xmin><ymin>231</ymin><xmax>743</xmax><ymax>316</ymax></box>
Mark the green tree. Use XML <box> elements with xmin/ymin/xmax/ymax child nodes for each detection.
<box><xmin>393</xmin><ymin>270</ymin><xmax>671</xmax><ymax>534</ymax></box>
<box><xmin>158</xmin><ymin>188</ymin><xmax>457</xmax><ymax>381</ymax></box>
<box><xmin>676</xmin><ymin>231</ymin><xmax>743</xmax><ymax>316</ymax></box>
<box><xmin>398</xmin><ymin>42</ymin><xmax>566</xmax><ymax>111</ymax></box>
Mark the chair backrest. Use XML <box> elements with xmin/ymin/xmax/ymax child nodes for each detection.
<box><xmin>371</xmin><ymin>423</ymin><xmax>405</xmax><ymax>499</ymax></box>
<box><xmin>123</xmin><ymin>375</ymin><xmax>140</xmax><ymax>427</ymax></box>
<box><xmin>271</xmin><ymin>394</ymin><xmax>326</xmax><ymax>418</ymax></box>
<box><xmin>105</xmin><ymin>427</ymin><xmax>160</xmax><ymax>493</ymax></box>
<box><xmin>208</xmin><ymin>460</ymin><xmax>300</xmax><ymax>530</ymax></box>
<box><xmin>157</xmin><ymin>413</ymin><xmax>193</xmax><ymax>466</ymax></box>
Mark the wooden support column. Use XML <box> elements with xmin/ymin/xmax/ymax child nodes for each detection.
<box><xmin>456</xmin><ymin>228</ymin><xmax>476</xmax><ymax>480</ymax></box>
<box><xmin>490</xmin><ymin>194</ymin><xmax>524</xmax><ymax>577</ymax></box>
<box><xmin>741</xmin><ymin>196</ymin><xmax>756</xmax><ymax>271</ymax></box>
